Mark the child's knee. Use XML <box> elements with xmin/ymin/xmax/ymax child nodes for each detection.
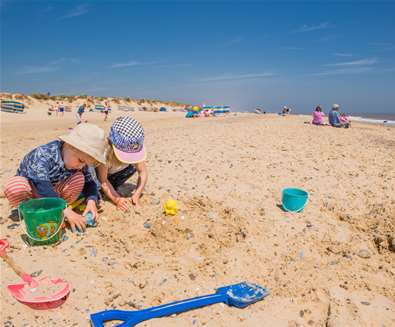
<box><xmin>3</xmin><ymin>176</ymin><xmax>32</xmax><ymax>207</ymax></box>
<box><xmin>60</xmin><ymin>172</ymin><xmax>85</xmax><ymax>204</ymax></box>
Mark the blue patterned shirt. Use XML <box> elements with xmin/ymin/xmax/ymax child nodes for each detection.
<box><xmin>17</xmin><ymin>140</ymin><xmax>98</xmax><ymax>201</ymax></box>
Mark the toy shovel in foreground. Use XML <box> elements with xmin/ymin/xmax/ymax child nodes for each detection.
<box><xmin>0</xmin><ymin>239</ymin><xmax>70</xmax><ymax>310</ymax></box>
<box><xmin>90</xmin><ymin>282</ymin><xmax>269</xmax><ymax>327</ymax></box>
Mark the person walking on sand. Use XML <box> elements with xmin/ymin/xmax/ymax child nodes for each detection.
<box><xmin>76</xmin><ymin>103</ymin><xmax>86</xmax><ymax>125</ymax></box>
<box><xmin>59</xmin><ymin>102</ymin><xmax>65</xmax><ymax>117</ymax></box>
<box><xmin>103</xmin><ymin>102</ymin><xmax>110</xmax><ymax>121</ymax></box>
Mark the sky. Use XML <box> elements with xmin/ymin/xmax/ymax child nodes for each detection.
<box><xmin>1</xmin><ymin>0</ymin><xmax>395</xmax><ymax>114</ymax></box>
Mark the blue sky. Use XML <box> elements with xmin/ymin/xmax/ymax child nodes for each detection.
<box><xmin>1</xmin><ymin>0</ymin><xmax>395</xmax><ymax>114</ymax></box>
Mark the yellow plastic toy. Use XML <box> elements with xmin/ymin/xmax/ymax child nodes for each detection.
<box><xmin>164</xmin><ymin>198</ymin><xmax>178</xmax><ymax>216</ymax></box>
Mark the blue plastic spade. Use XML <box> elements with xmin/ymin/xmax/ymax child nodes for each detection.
<box><xmin>90</xmin><ymin>282</ymin><xmax>269</xmax><ymax>327</ymax></box>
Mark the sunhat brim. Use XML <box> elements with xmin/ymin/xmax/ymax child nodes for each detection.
<box><xmin>59</xmin><ymin>135</ymin><xmax>107</xmax><ymax>165</ymax></box>
<box><xmin>112</xmin><ymin>144</ymin><xmax>146</xmax><ymax>164</ymax></box>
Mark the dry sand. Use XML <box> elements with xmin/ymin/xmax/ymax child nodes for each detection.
<box><xmin>1</xmin><ymin>106</ymin><xmax>394</xmax><ymax>326</ymax></box>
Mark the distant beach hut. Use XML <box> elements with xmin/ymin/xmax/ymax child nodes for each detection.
<box><xmin>159</xmin><ymin>106</ymin><xmax>167</xmax><ymax>112</ymax></box>
<box><xmin>118</xmin><ymin>105</ymin><xmax>136</xmax><ymax>112</ymax></box>
<box><xmin>213</xmin><ymin>105</ymin><xmax>231</xmax><ymax>115</ymax></box>
<box><xmin>202</xmin><ymin>105</ymin><xmax>231</xmax><ymax>116</ymax></box>
<box><xmin>1</xmin><ymin>99</ymin><xmax>25</xmax><ymax>113</ymax></box>
<box><xmin>95</xmin><ymin>104</ymin><xmax>105</xmax><ymax>112</ymax></box>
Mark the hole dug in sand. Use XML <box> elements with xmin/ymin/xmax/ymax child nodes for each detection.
<box><xmin>141</xmin><ymin>197</ymin><xmax>249</xmax><ymax>273</ymax></box>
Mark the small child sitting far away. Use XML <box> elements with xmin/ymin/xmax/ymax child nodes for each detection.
<box><xmin>340</xmin><ymin>113</ymin><xmax>350</xmax><ymax>125</ymax></box>
<box><xmin>3</xmin><ymin>124</ymin><xmax>107</xmax><ymax>232</ymax></box>
<box><xmin>95</xmin><ymin>116</ymin><xmax>148</xmax><ymax>212</ymax></box>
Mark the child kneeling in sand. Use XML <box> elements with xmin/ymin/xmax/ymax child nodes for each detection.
<box><xmin>94</xmin><ymin>116</ymin><xmax>148</xmax><ymax>212</ymax></box>
<box><xmin>3</xmin><ymin>124</ymin><xmax>107</xmax><ymax>232</ymax></box>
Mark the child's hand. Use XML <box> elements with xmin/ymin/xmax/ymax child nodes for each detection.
<box><xmin>115</xmin><ymin>197</ymin><xmax>130</xmax><ymax>212</ymax></box>
<box><xmin>83</xmin><ymin>199</ymin><xmax>98</xmax><ymax>221</ymax></box>
<box><xmin>64</xmin><ymin>209</ymin><xmax>86</xmax><ymax>233</ymax></box>
<box><xmin>131</xmin><ymin>193</ymin><xmax>141</xmax><ymax>207</ymax></box>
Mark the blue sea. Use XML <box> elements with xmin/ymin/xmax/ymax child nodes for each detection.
<box><xmin>349</xmin><ymin>113</ymin><xmax>395</xmax><ymax>126</ymax></box>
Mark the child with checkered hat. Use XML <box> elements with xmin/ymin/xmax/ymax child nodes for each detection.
<box><xmin>95</xmin><ymin>116</ymin><xmax>148</xmax><ymax>211</ymax></box>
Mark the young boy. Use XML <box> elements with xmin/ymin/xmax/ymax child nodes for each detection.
<box><xmin>3</xmin><ymin>124</ymin><xmax>108</xmax><ymax>232</ymax></box>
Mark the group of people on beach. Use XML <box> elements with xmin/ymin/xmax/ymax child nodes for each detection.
<box><xmin>312</xmin><ymin>104</ymin><xmax>350</xmax><ymax>128</ymax></box>
<box><xmin>255</xmin><ymin>106</ymin><xmax>292</xmax><ymax>115</ymax></box>
<box><xmin>48</xmin><ymin>102</ymin><xmax>66</xmax><ymax>117</ymax></box>
<box><xmin>3</xmin><ymin>116</ymin><xmax>147</xmax><ymax>232</ymax></box>
<box><xmin>255</xmin><ymin>104</ymin><xmax>350</xmax><ymax>128</ymax></box>
<box><xmin>49</xmin><ymin>102</ymin><xmax>111</xmax><ymax>124</ymax></box>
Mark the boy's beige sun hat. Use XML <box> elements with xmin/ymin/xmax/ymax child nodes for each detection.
<box><xmin>59</xmin><ymin>123</ymin><xmax>107</xmax><ymax>164</ymax></box>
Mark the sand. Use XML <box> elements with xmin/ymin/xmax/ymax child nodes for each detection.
<box><xmin>1</xmin><ymin>103</ymin><xmax>395</xmax><ymax>326</ymax></box>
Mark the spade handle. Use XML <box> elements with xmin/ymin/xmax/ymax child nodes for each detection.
<box><xmin>1</xmin><ymin>253</ymin><xmax>27</xmax><ymax>279</ymax></box>
<box><xmin>118</xmin><ymin>293</ymin><xmax>226</xmax><ymax>327</ymax></box>
<box><xmin>91</xmin><ymin>293</ymin><xmax>226</xmax><ymax>327</ymax></box>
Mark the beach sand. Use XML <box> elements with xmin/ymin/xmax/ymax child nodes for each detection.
<box><xmin>1</xmin><ymin>107</ymin><xmax>394</xmax><ymax>326</ymax></box>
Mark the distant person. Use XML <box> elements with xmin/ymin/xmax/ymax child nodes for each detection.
<box><xmin>47</xmin><ymin>105</ymin><xmax>54</xmax><ymax>116</ymax></box>
<box><xmin>312</xmin><ymin>106</ymin><xmax>325</xmax><ymax>125</ymax></box>
<box><xmin>55</xmin><ymin>101</ymin><xmax>60</xmax><ymax>117</ymax></box>
<box><xmin>329</xmin><ymin>104</ymin><xmax>349</xmax><ymax>128</ymax></box>
<box><xmin>103</xmin><ymin>102</ymin><xmax>110</xmax><ymax>121</ymax></box>
<box><xmin>59</xmin><ymin>102</ymin><xmax>65</xmax><ymax>117</ymax></box>
<box><xmin>255</xmin><ymin>107</ymin><xmax>266</xmax><ymax>114</ymax></box>
<box><xmin>340</xmin><ymin>112</ymin><xmax>351</xmax><ymax>127</ymax></box>
<box><xmin>280</xmin><ymin>106</ymin><xmax>291</xmax><ymax>116</ymax></box>
<box><xmin>76</xmin><ymin>103</ymin><xmax>86</xmax><ymax>125</ymax></box>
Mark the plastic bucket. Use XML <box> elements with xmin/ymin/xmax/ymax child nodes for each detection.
<box><xmin>281</xmin><ymin>188</ymin><xmax>308</xmax><ymax>212</ymax></box>
<box><xmin>18</xmin><ymin>198</ymin><xmax>67</xmax><ymax>246</ymax></box>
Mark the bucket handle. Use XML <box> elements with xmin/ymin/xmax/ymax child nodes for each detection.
<box><xmin>18</xmin><ymin>207</ymin><xmax>65</xmax><ymax>243</ymax></box>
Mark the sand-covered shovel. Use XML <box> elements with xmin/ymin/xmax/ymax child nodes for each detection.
<box><xmin>90</xmin><ymin>282</ymin><xmax>269</xmax><ymax>327</ymax></box>
<box><xmin>0</xmin><ymin>239</ymin><xmax>70</xmax><ymax>309</ymax></box>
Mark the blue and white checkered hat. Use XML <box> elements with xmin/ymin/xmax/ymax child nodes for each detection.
<box><xmin>109</xmin><ymin>116</ymin><xmax>146</xmax><ymax>163</ymax></box>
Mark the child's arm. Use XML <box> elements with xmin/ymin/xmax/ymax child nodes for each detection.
<box><xmin>131</xmin><ymin>162</ymin><xmax>148</xmax><ymax>206</ymax></box>
<box><xmin>97</xmin><ymin>164</ymin><xmax>129</xmax><ymax>211</ymax></box>
<box><xmin>97</xmin><ymin>164</ymin><xmax>119</xmax><ymax>201</ymax></box>
<box><xmin>81</xmin><ymin>178</ymin><xmax>99</xmax><ymax>220</ymax></box>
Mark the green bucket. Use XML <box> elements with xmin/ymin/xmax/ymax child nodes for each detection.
<box><xmin>18</xmin><ymin>198</ymin><xmax>67</xmax><ymax>246</ymax></box>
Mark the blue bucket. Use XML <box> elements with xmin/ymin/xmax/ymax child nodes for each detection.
<box><xmin>281</xmin><ymin>188</ymin><xmax>308</xmax><ymax>212</ymax></box>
